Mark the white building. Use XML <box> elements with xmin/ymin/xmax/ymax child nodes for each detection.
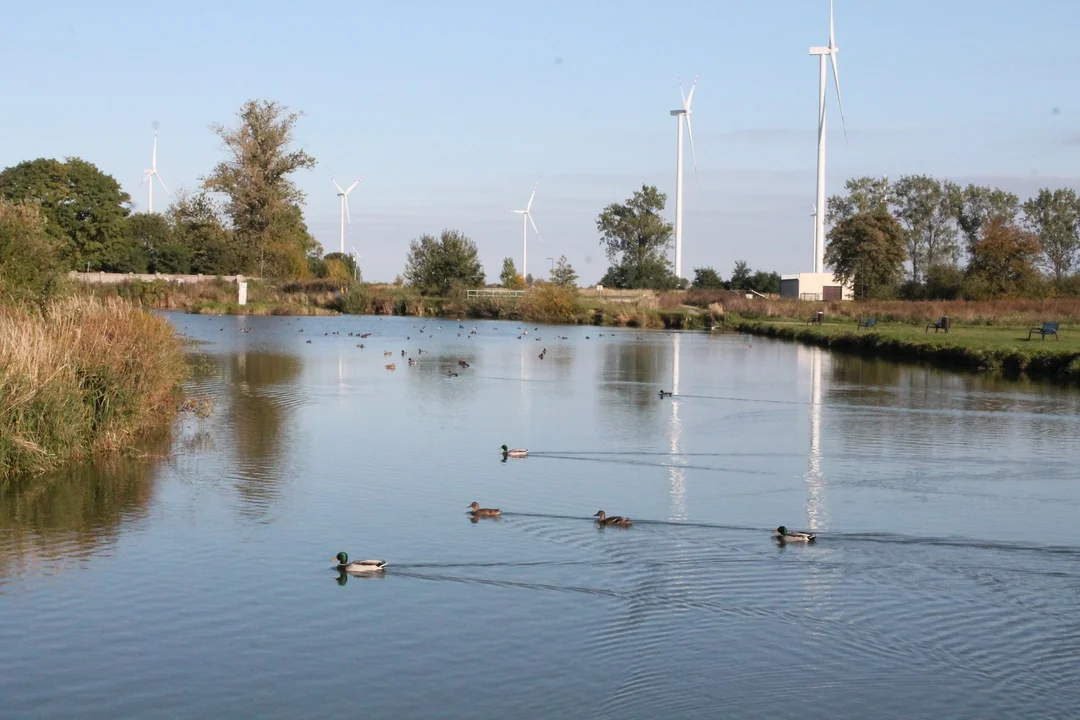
<box><xmin>779</xmin><ymin>272</ymin><xmax>853</xmax><ymax>301</ymax></box>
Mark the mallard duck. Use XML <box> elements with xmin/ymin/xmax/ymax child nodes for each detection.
<box><xmin>659</xmin><ymin>390</ymin><xmax>673</xmax><ymax>398</ymax></box>
<box><xmin>458</xmin><ymin>360</ymin><xmax>470</xmax><ymax>368</ymax></box>
<box><xmin>333</xmin><ymin>552</ymin><xmax>387</xmax><ymax>572</ymax></box>
<box><xmin>385</xmin><ymin>363</ymin><xmax>396</xmax><ymax>370</ymax></box>
<box><xmin>500</xmin><ymin>444</ymin><xmax>528</xmax><ymax>458</ymax></box>
<box><xmin>467</xmin><ymin>502</ymin><xmax>501</xmax><ymax>518</ymax></box>
<box><xmin>773</xmin><ymin>526</ymin><xmax>816</xmax><ymax>542</ymax></box>
<box><xmin>407</xmin><ymin>358</ymin><xmax>418</xmax><ymax>366</ymax></box>
<box><xmin>594</xmin><ymin>510</ymin><xmax>632</xmax><ymax>527</ymax></box>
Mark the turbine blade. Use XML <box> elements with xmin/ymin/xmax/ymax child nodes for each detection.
<box><xmin>685</xmin><ymin>76</ymin><xmax>697</xmax><ymax>111</ymax></box>
<box><xmin>330</xmin><ymin>174</ymin><xmax>345</xmax><ymax>194</ymax></box>
<box><xmin>156</xmin><ymin>174</ymin><xmax>170</xmax><ymax>195</ymax></box>
<box><xmin>686</xmin><ymin>113</ymin><xmax>699</xmax><ymax>176</ymax></box>
<box><xmin>527</xmin><ymin>213</ymin><xmax>541</xmax><ymax>241</ymax></box>
<box><xmin>679</xmin><ymin>78</ymin><xmax>687</xmax><ymax>109</ymax></box>
<box><xmin>526</xmin><ymin>184</ymin><xmax>537</xmax><ymax>211</ymax></box>
<box><xmin>345</xmin><ymin>196</ymin><xmax>352</xmax><ymax>225</ymax></box>
<box><xmin>830</xmin><ymin>51</ymin><xmax>848</xmax><ymax>145</ymax></box>
<box><xmin>829</xmin><ymin>0</ymin><xmax>836</xmax><ymax>47</ymax></box>
<box><xmin>346</xmin><ymin>179</ymin><xmax>361</xmax><ymax>194</ymax></box>
<box><xmin>152</xmin><ymin>131</ymin><xmax>158</xmax><ymax>171</ymax></box>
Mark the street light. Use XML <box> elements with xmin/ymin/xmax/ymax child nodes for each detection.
<box><xmin>546</xmin><ymin>257</ymin><xmax>555</xmax><ymax>271</ymax></box>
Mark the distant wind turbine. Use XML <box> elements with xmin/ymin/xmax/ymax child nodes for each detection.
<box><xmin>508</xmin><ymin>183</ymin><xmax>541</xmax><ymax>278</ymax></box>
<box><xmin>331</xmin><ymin>175</ymin><xmax>362</xmax><ymax>254</ymax></box>
<box><xmin>809</xmin><ymin>0</ymin><xmax>847</xmax><ymax>273</ymax></box>
<box><xmin>670</xmin><ymin>77</ymin><xmax>699</xmax><ymax>281</ymax></box>
<box><xmin>140</xmin><ymin>122</ymin><xmax>170</xmax><ymax>213</ymax></box>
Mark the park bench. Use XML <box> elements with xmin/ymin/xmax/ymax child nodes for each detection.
<box><xmin>925</xmin><ymin>316</ymin><xmax>951</xmax><ymax>333</ymax></box>
<box><xmin>1027</xmin><ymin>322</ymin><xmax>1060</xmax><ymax>341</ymax></box>
<box><xmin>806</xmin><ymin>311</ymin><xmax>824</xmax><ymax>326</ymax></box>
<box><xmin>857</xmin><ymin>317</ymin><xmax>877</xmax><ymax>331</ymax></box>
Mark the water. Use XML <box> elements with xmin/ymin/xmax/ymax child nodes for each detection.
<box><xmin>2</xmin><ymin>314</ymin><xmax>1079</xmax><ymax>719</ymax></box>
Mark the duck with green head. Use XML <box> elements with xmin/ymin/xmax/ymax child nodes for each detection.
<box><xmin>773</xmin><ymin>526</ymin><xmax>816</xmax><ymax>542</ymax></box>
<box><xmin>500</xmin><ymin>444</ymin><xmax>528</xmax><ymax>458</ymax></box>
<box><xmin>333</xmin><ymin>552</ymin><xmax>387</xmax><ymax>572</ymax></box>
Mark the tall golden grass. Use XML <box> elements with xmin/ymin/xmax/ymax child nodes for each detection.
<box><xmin>0</xmin><ymin>297</ymin><xmax>187</xmax><ymax>480</ymax></box>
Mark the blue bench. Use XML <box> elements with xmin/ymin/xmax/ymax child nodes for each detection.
<box><xmin>1027</xmin><ymin>322</ymin><xmax>1060</xmax><ymax>341</ymax></box>
<box><xmin>925</xmin><ymin>316</ymin><xmax>950</xmax><ymax>333</ymax></box>
<box><xmin>857</xmin><ymin>317</ymin><xmax>877</xmax><ymax>331</ymax></box>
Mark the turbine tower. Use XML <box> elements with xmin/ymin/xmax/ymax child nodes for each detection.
<box><xmin>140</xmin><ymin>122</ymin><xmax>170</xmax><ymax>213</ymax></box>
<box><xmin>509</xmin><ymin>183</ymin><xmax>541</xmax><ymax>278</ymax></box>
<box><xmin>331</xmin><ymin>175</ymin><xmax>362</xmax><ymax>254</ymax></box>
<box><xmin>670</xmin><ymin>77</ymin><xmax>699</xmax><ymax>281</ymax></box>
<box><xmin>809</xmin><ymin>0</ymin><xmax>847</xmax><ymax>273</ymax></box>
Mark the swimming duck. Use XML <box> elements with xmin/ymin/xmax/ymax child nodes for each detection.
<box><xmin>500</xmin><ymin>444</ymin><xmax>528</xmax><ymax>458</ymax></box>
<box><xmin>773</xmin><ymin>526</ymin><xmax>816</xmax><ymax>542</ymax></box>
<box><xmin>333</xmin><ymin>552</ymin><xmax>387</xmax><ymax>572</ymax></box>
<box><xmin>385</xmin><ymin>363</ymin><xmax>396</xmax><ymax>370</ymax></box>
<box><xmin>594</xmin><ymin>510</ymin><xmax>632</xmax><ymax>527</ymax></box>
<box><xmin>466</xmin><ymin>502</ymin><xmax>501</xmax><ymax>518</ymax></box>
<box><xmin>458</xmin><ymin>360</ymin><xmax>470</xmax><ymax>368</ymax></box>
<box><xmin>407</xmin><ymin>358</ymin><xmax>418</xmax><ymax>366</ymax></box>
<box><xmin>659</xmin><ymin>390</ymin><xmax>673</xmax><ymax>398</ymax></box>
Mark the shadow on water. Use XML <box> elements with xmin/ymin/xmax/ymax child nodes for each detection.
<box><xmin>601</xmin><ymin>340</ymin><xmax>668</xmax><ymax>409</ymax></box>
<box><xmin>0</xmin><ymin>437</ymin><xmax>169</xmax><ymax>582</ymax></box>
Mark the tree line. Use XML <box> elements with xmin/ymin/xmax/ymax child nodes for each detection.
<box><xmin>826</xmin><ymin>175</ymin><xmax>1080</xmax><ymax>299</ymax></box>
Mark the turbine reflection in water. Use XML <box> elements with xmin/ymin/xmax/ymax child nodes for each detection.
<box><xmin>668</xmin><ymin>333</ymin><xmax>686</xmax><ymax>521</ymax></box>
<box><xmin>800</xmin><ymin>344</ymin><xmax>828</xmax><ymax>532</ymax></box>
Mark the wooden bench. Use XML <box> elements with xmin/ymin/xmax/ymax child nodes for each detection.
<box><xmin>925</xmin><ymin>316</ymin><xmax>951</xmax><ymax>333</ymax></box>
<box><xmin>857</xmin><ymin>317</ymin><xmax>877</xmax><ymax>331</ymax></box>
<box><xmin>1027</xmin><ymin>322</ymin><xmax>1060</xmax><ymax>341</ymax></box>
<box><xmin>806</xmin><ymin>311</ymin><xmax>824</xmax><ymax>326</ymax></box>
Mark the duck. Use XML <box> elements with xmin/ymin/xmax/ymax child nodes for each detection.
<box><xmin>659</xmin><ymin>390</ymin><xmax>673</xmax><ymax>398</ymax></box>
<box><xmin>466</xmin><ymin>502</ymin><xmax>501</xmax><ymax>518</ymax></box>
<box><xmin>773</xmin><ymin>525</ymin><xmax>816</xmax><ymax>542</ymax></box>
<box><xmin>458</xmin><ymin>360</ymin><xmax>470</xmax><ymax>368</ymax></box>
<box><xmin>385</xmin><ymin>363</ymin><xmax>396</xmax><ymax>370</ymax></box>
<box><xmin>447</xmin><ymin>370</ymin><xmax>458</xmax><ymax>377</ymax></box>
<box><xmin>500</xmin><ymin>444</ymin><xmax>528</xmax><ymax>458</ymax></box>
<box><xmin>407</xmin><ymin>358</ymin><xmax>418</xmax><ymax>366</ymax></box>
<box><xmin>594</xmin><ymin>510</ymin><xmax>632</xmax><ymax>527</ymax></box>
<box><xmin>333</xmin><ymin>552</ymin><xmax>387</xmax><ymax>572</ymax></box>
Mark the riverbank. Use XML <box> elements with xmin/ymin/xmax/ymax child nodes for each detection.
<box><xmin>734</xmin><ymin>318</ymin><xmax>1080</xmax><ymax>382</ymax></box>
<box><xmin>0</xmin><ymin>297</ymin><xmax>189</xmax><ymax>481</ymax></box>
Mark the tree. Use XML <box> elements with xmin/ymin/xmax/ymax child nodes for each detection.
<box><xmin>826</xmin><ymin>176</ymin><xmax>892</xmax><ymax>225</ymax></box>
<box><xmin>323</xmin><ymin>252</ymin><xmax>359</xmax><ymax>280</ymax></box>
<box><xmin>166</xmin><ymin>190</ymin><xmax>235</xmax><ymax>276</ymax></box>
<box><xmin>525</xmin><ymin>273</ymin><xmax>534</xmax><ymax>287</ymax></box>
<box><xmin>127</xmin><ymin>212</ymin><xmax>192</xmax><ymax>274</ymax></box>
<box><xmin>0</xmin><ymin>200</ymin><xmax>60</xmax><ymax>304</ymax></box>
<box><xmin>1022</xmin><ymin>188</ymin><xmax>1080</xmax><ymax>281</ymax></box>
<box><xmin>966</xmin><ymin>218</ymin><xmax>1041</xmax><ymax>297</ymax></box>
<box><xmin>404</xmin><ymin>229</ymin><xmax>485</xmax><ymax>295</ymax></box>
<box><xmin>549</xmin><ymin>255</ymin><xmax>578</xmax><ymax>288</ymax></box>
<box><xmin>500</xmin><ymin>257</ymin><xmax>524</xmax><ymax>288</ymax></box>
<box><xmin>951</xmin><ymin>184</ymin><xmax>1021</xmax><ymax>254</ymax></box>
<box><xmin>0</xmin><ymin>157</ymin><xmax>131</xmax><ymax>271</ymax></box>
<box><xmin>596</xmin><ymin>185</ymin><xmax>678</xmax><ymax>289</ymax></box>
<box><xmin>691</xmin><ymin>266</ymin><xmax>724</xmax><ymax>289</ymax></box>
<box><xmin>729</xmin><ymin>260</ymin><xmax>752</xmax><ymax>290</ymax></box>
<box><xmin>824</xmin><ymin>210</ymin><xmax>907</xmax><ymax>300</ymax></box>
<box><xmin>892</xmin><ymin>175</ymin><xmax>959</xmax><ymax>283</ymax></box>
<box><xmin>749</xmin><ymin>270</ymin><xmax>781</xmax><ymax>295</ymax></box>
<box><xmin>202</xmin><ymin>99</ymin><xmax>317</xmax><ymax>277</ymax></box>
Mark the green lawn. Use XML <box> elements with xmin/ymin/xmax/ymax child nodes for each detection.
<box><xmin>763</xmin><ymin>320</ymin><xmax>1080</xmax><ymax>352</ymax></box>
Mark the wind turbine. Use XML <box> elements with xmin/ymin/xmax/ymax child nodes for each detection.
<box><xmin>140</xmin><ymin>122</ymin><xmax>170</xmax><ymax>213</ymax></box>
<box><xmin>350</xmin><ymin>246</ymin><xmax>362</xmax><ymax>280</ymax></box>
<box><xmin>330</xmin><ymin>175</ymin><xmax>362</xmax><ymax>254</ymax></box>
<box><xmin>809</xmin><ymin>0</ymin><xmax>847</xmax><ymax>273</ymax></box>
<box><xmin>811</xmin><ymin>204</ymin><xmax>818</xmax><ymax>267</ymax></box>
<box><xmin>508</xmin><ymin>183</ymin><xmax>541</xmax><ymax>278</ymax></box>
<box><xmin>670</xmin><ymin>77</ymin><xmax>699</xmax><ymax>281</ymax></box>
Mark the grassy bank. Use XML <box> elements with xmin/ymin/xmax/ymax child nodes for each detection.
<box><xmin>735</xmin><ymin>318</ymin><xmax>1080</xmax><ymax>382</ymax></box>
<box><xmin>0</xmin><ymin>297</ymin><xmax>188</xmax><ymax>480</ymax></box>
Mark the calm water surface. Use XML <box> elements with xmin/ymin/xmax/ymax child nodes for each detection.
<box><xmin>2</xmin><ymin>314</ymin><xmax>1079</xmax><ymax>719</ymax></box>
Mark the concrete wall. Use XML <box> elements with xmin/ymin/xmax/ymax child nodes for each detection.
<box><xmin>68</xmin><ymin>272</ymin><xmax>251</xmax><ymax>285</ymax></box>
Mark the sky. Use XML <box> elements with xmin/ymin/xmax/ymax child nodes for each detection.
<box><xmin>2</xmin><ymin>0</ymin><xmax>1078</xmax><ymax>283</ymax></box>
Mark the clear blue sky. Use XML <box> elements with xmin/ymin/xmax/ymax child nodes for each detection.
<box><xmin>3</xmin><ymin>0</ymin><xmax>1077</xmax><ymax>283</ymax></box>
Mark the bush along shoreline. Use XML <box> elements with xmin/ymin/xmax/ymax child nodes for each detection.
<box><xmin>0</xmin><ymin>297</ymin><xmax>189</xmax><ymax>481</ymax></box>
<box><xmin>734</xmin><ymin>320</ymin><xmax>1080</xmax><ymax>383</ymax></box>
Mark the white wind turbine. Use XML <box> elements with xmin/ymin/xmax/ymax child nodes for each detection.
<box><xmin>508</xmin><ymin>183</ymin><xmax>541</xmax><ymax>278</ymax></box>
<box><xmin>330</xmin><ymin>175</ymin><xmax>362</xmax><ymax>254</ymax></box>
<box><xmin>140</xmin><ymin>122</ymin><xmax>170</xmax><ymax>213</ymax></box>
<box><xmin>809</xmin><ymin>0</ymin><xmax>847</xmax><ymax>273</ymax></box>
<box><xmin>670</xmin><ymin>77</ymin><xmax>699</xmax><ymax>281</ymax></box>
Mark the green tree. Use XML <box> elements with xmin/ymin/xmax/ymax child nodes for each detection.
<box><xmin>0</xmin><ymin>157</ymin><xmax>132</xmax><ymax>271</ymax></box>
<box><xmin>951</xmin><ymin>183</ymin><xmax>1021</xmax><ymax>254</ymax></box>
<box><xmin>500</xmin><ymin>257</ymin><xmax>524</xmax><ymax>288</ymax></box>
<box><xmin>966</xmin><ymin>218</ymin><xmax>1042</xmax><ymax>297</ymax></box>
<box><xmin>127</xmin><ymin>212</ymin><xmax>192</xmax><ymax>274</ymax></box>
<box><xmin>892</xmin><ymin>175</ymin><xmax>959</xmax><ymax>283</ymax></box>
<box><xmin>749</xmin><ymin>270</ymin><xmax>781</xmax><ymax>294</ymax></box>
<box><xmin>166</xmin><ymin>190</ymin><xmax>235</xmax><ymax>276</ymax></box>
<box><xmin>0</xmin><ymin>200</ymin><xmax>60</xmax><ymax>304</ymax></box>
<box><xmin>691</xmin><ymin>266</ymin><xmax>724</xmax><ymax>289</ymax></box>
<box><xmin>824</xmin><ymin>210</ymin><xmax>907</xmax><ymax>300</ymax></box>
<box><xmin>203</xmin><ymin>99</ymin><xmax>317</xmax><ymax>277</ymax></box>
<box><xmin>596</xmin><ymin>184</ymin><xmax>677</xmax><ymax>289</ymax></box>
<box><xmin>1022</xmin><ymin>188</ymin><xmax>1080</xmax><ymax>281</ymax></box>
<box><xmin>324</xmin><ymin>252</ymin><xmax>359</xmax><ymax>280</ymax></box>
<box><xmin>826</xmin><ymin>176</ymin><xmax>892</xmax><ymax>224</ymax></box>
<box><xmin>729</xmin><ymin>260</ymin><xmax>752</xmax><ymax>290</ymax></box>
<box><xmin>549</xmin><ymin>255</ymin><xmax>578</xmax><ymax>288</ymax></box>
<box><xmin>404</xmin><ymin>229</ymin><xmax>485</xmax><ymax>295</ymax></box>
